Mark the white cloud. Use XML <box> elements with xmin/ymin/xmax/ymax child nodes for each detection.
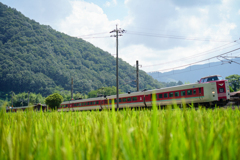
<box><xmin>105</xmin><ymin>1</ymin><xmax>111</xmax><ymax>7</ymax></box>
<box><xmin>58</xmin><ymin>0</ymin><xmax>239</xmax><ymax>73</ymax></box>
<box><xmin>3</xmin><ymin>0</ymin><xmax>240</xmax><ymax>74</ymax></box>
<box><xmin>124</xmin><ymin>0</ymin><xmax>130</xmax><ymax>5</ymax></box>
<box><xmin>104</xmin><ymin>0</ymin><xmax>117</xmax><ymax>7</ymax></box>
<box><xmin>113</xmin><ymin>0</ymin><xmax>117</xmax><ymax>5</ymax></box>
<box><xmin>58</xmin><ymin>1</ymin><xmax>120</xmax><ymax>53</ymax></box>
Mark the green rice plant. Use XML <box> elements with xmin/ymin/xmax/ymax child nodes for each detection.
<box><xmin>0</xmin><ymin>101</ymin><xmax>240</xmax><ymax>160</ymax></box>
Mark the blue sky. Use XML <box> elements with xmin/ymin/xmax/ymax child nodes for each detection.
<box><xmin>1</xmin><ymin>0</ymin><xmax>240</xmax><ymax>73</ymax></box>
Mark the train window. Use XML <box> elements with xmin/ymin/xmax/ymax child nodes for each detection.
<box><xmin>104</xmin><ymin>100</ymin><xmax>107</xmax><ymax>104</ymax></box>
<box><xmin>96</xmin><ymin>101</ymin><xmax>99</xmax><ymax>104</ymax></box>
<box><xmin>79</xmin><ymin>103</ymin><xmax>81</xmax><ymax>106</ymax></box>
<box><xmin>87</xmin><ymin>102</ymin><xmax>89</xmax><ymax>105</ymax></box>
<box><xmin>159</xmin><ymin>94</ymin><xmax>163</xmax><ymax>99</ymax></box>
<box><xmin>164</xmin><ymin>93</ymin><xmax>168</xmax><ymax>98</ymax></box>
<box><xmin>193</xmin><ymin>89</ymin><xmax>196</xmax><ymax>94</ymax></box>
<box><xmin>93</xmin><ymin>102</ymin><xmax>96</xmax><ymax>105</ymax></box>
<box><xmin>207</xmin><ymin>76</ymin><xmax>218</xmax><ymax>82</ymax></box>
<box><xmin>123</xmin><ymin>98</ymin><xmax>127</xmax><ymax>102</ymax></box>
<box><xmin>74</xmin><ymin>104</ymin><xmax>77</xmax><ymax>106</ymax></box>
<box><xmin>219</xmin><ymin>88</ymin><xmax>224</xmax><ymax>93</ymax></box>
<box><xmin>127</xmin><ymin>98</ymin><xmax>132</xmax><ymax>102</ymax></box>
<box><xmin>114</xmin><ymin>99</ymin><xmax>117</xmax><ymax>103</ymax></box>
<box><xmin>199</xmin><ymin>88</ymin><xmax>202</xmax><ymax>94</ymax></box>
<box><xmin>175</xmin><ymin>92</ymin><xmax>179</xmax><ymax>97</ymax></box>
<box><xmin>109</xmin><ymin>100</ymin><xmax>112</xmax><ymax>104</ymax></box>
<box><xmin>187</xmin><ymin>90</ymin><xmax>192</xmax><ymax>95</ymax></box>
<box><xmin>91</xmin><ymin>102</ymin><xmax>93</xmax><ymax>105</ymax></box>
<box><xmin>203</xmin><ymin>78</ymin><xmax>208</xmax><ymax>83</ymax></box>
<box><xmin>133</xmin><ymin>97</ymin><xmax>137</xmax><ymax>101</ymax></box>
<box><xmin>119</xmin><ymin>99</ymin><xmax>122</xmax><ymax>102</ymax></box>
<box><xmin>181</xmin><ymin>91</ymin><xmax>186</xmax><ymax>96</ymax></box>
<box><xmin>169</xmin><ymin>92</ymin><xmax>173</xmax><ymax>97</ymax></box>
<box><xmin>218</xmin><ymin>76</ymin><xmax>223</xmax><ymax>80</ymax></box>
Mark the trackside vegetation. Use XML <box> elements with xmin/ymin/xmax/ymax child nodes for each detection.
<box><xmin>0</xmin><ymin>100</ymin><xmax>240</xmax><ymax>160</ymax></box>
<box><xmin>45</xmin><ymin>93</ymin><xmax>63</xmax><ymax>109</ymax></box>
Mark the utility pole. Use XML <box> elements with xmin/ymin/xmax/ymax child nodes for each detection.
<box><xmin>11</xmin><ymin>91</ymin><xmax>13</xmax><ymax>108</ymax></box>
<box><xmin>22</xmin><ymin>95</ymin><xmax>23</xmax><ymax>107</ymax></box>
<box><xmin>110</xmin><ymin>25</ymin><xmax>125</xmax><ymax>109</ymax></box>
<box><xmin>136</xmin><ymin>60</ymin><xmax>139</xmax><ymax>92</ymax></box>
<box><xmin>28</xmin><ymin>91</ymin><xmax>30</xmax><ymax>106</ymax></box>
<box><xmin>71</xmin><ymin>78</ymin><xmax>73</xmax><ymax>100</ymax></box>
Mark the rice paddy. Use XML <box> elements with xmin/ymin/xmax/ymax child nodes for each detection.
<box><xmin>0</xmin><ymin>102</ymin><xmax>240</xmax><ymax>160</ymax></box>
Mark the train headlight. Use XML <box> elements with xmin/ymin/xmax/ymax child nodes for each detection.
<box><xmin>212</xmin><ymin>91</ymin><xmax>215</xmax><ymax>94</ymax></box>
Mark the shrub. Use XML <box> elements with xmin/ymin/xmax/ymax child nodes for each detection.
<box><xmin>45</xmin><ymin>93</ymin><xmax>63</xmax><ymax>109</ymax></box>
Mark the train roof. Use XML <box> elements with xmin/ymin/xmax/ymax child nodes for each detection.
<box><xmin>200</xmin><ymin>75</ymin><xmax>222</xmax><ymax>79</ymax></box>
<box><xmin>62</xmin><ymin>82</ymin><xmax>205</xmax><ymax>104</ymax></box>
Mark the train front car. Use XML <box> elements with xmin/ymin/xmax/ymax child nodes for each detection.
<box><xmin>199</xmin><ymin>75</ymin><xmax>230</xmax><ymax>106</ymax></box>
<box><xmin>144</xmin><ymin>83</ymin><xmax>216</xmax><ymax>107</ymax></box>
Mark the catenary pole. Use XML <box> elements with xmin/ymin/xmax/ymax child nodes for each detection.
<box><xmin>28</xmin><ymin>91</ymin><xmax>29</xmax><ymax>106</ymax></box>
<box><xmin>71</xmin><ymin>78</ymin><xmax>73</xmax><ymax>100</ymax></box>
<box><xmin>11</xmin><ymin>91</ymin><xmax>13</xmax><ymax>107</ymax></box>
<box><xmin>136</xmin><ymin>60</ymin><xmax>139</xmax><ymax>92</ymax></box>
<box><xmin>110</xmin><ymin>25</ymin><xmax>125</xmax><ymax>109</ymax></box>
<box><xmin>116</xmin><ymin>25</ymin><xmax>119</xmax><ymax>109</ymax></box>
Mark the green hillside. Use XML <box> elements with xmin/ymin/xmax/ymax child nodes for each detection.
<box><xmin>0</xmin><ymin>2</ymin><xmax>163</xmax><ymax>98</ymax></box>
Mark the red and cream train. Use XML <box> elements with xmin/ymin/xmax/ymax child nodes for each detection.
<box><xmin>58</xmin><ymin>75</ymin><xmax>230</xmax><ymax>111</ymax></box>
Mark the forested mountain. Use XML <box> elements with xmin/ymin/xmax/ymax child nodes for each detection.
<box><xmin>0</xmin><ymin>2</ymin><xmax>162</xmax><ymax>99</ymax></box>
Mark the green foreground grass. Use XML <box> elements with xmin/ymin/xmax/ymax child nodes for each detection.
<box><xmin>0</xmin><ymin>104</ymin><xmax>240</xmax><ymax>160</ymax></box>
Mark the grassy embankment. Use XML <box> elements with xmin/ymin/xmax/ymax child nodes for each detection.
<box><xmin>0</xmin><ymin>99</ymin><xmax>240</xmax><ymax>160</ymax></box>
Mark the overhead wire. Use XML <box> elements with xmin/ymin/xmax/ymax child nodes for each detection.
<box><xmin>77</xmin><ymin>32</ymin><xmax>108</xmax><ymax>37</ymax></box>
<box><xmin>78</xmin><ymin>36</ymin><xmax>110</xmax><ymax>39</ymax></box>
<box><xmin>147</xmin><ymin>47</ymin><xmax>240</xmax><ymax>73</ymax></box>
<box><xmin>142</xmin><ymin>40</ymin><xmax>239</xmax><ymax>68</ymax></box>
<box><xmin>150</xmin><ymin>59</ymin><xmax>240</xmax><ymax>79</ymax></box>
<box><xmin>125</xmin><ymin>30</ymin><xmax>233</xmax><ymax>43</ymax></box>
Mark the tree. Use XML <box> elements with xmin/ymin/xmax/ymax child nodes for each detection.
<box><xmin>88</xmin><ymin>86</ymin><xmax>124</xmax><ymax>98</ymax></box>
<box><xmin>226</xmin><ymin>74</ymin><xmax>240</xmax><ymax>91</ymax></box>
<box><xmin>45</xmin><ymin>93</ymin><xmax>63</xmax><ymax>109</ymax></box>
<box><xmin>229</xmin><ymin>86</ymin><xmax>234</xmax><ymax>92</ymax></box>
<box><xmin>177</xmin><ymin>81</ymin><xmax>183</xmax><ymax>85</ymax></box>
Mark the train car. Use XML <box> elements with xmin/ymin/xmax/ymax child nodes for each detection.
<box><xmin>198</xmin><ymin>75</ymin><xmax>230</xmax><ymax>104</ymax></box>
<box><xmin>58</xmin><ymin>75</ymin><xmax>230</xmax><ymax>111</ymax></box>
<box><xmin>6</xmin><ymin>104</ymin><xmax>48</xmax><ymax>112</ymax></box>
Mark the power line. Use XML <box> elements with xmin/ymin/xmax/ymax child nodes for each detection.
<box><xmin>142</xmin><ymin>40</ymin><xmax>239</xmax><ymax>68</ymax></box>
<box><xmin>125</xmin><ymin>30</ymin><xmax>233</xmax><ymax>43</ymax></box>
<box><xmin>79</xmin><ymin>36</ymin><xmax>110</xmax><ymax>39</ymax></box>
<box><xmin>147</xmin><ymin>48</ymin><xmax>240</xmax><ymax>73</ymax></box>
<box><xmin>77</xmin><ymin>32</ymin><xmax>108</xmax><ymax>37</ymax></box>
<box><xmin>151</xmin><ymin>59</ymin><xmax>240</xmax><ymax>80</ymax></box>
